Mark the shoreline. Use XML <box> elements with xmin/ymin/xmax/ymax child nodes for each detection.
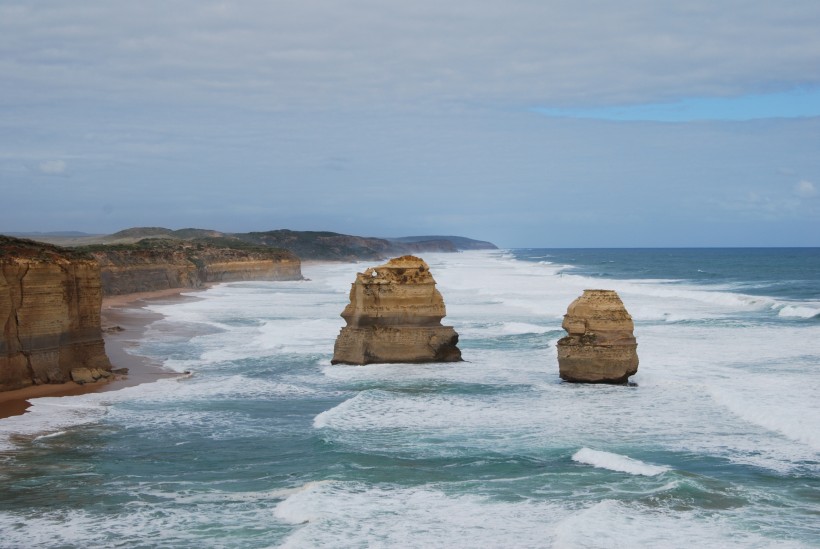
<box><xmin>0</xmin><ymin>287</ymin><xmax>205</xmax><ymax>420</ymax></box>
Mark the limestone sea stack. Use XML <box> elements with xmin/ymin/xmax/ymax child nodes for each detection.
<box><xmin>556</xmin><ymin>289</ymin><xmax>638</xmax><ymax>383</ymax></box>
<box><xmin>331</xmin><ymin>255</ymin><xmax>462</xmax><ymax>365</ymax></box>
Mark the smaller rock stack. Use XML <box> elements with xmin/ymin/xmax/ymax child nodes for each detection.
<box><xmin>557</xmin><ymin>289</ymin><xmax>638</xmax><ymax>383</ymax></box>
<box><xmin>331</xmin><ymin>256</ymin><xmax>462</xmax><ymax>365</ymax></box>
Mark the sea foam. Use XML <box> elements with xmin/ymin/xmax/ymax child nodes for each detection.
<box><xmin>571</xmin><ymin>447</ymin><xmax>670</xmax><ymax>476</ymax></box>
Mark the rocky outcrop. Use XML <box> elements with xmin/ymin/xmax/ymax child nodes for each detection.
<box><xmin>331</xmin><ymin>256</ymin><xmax>462</xmax><ymax>364</ymax></box>
<box><xmin>88</xmin><ymin>239</ymin><xmax>302</xmax><ymax>295</ymax></box>
<box><xmin>1</xmin><ymin>236</ymin><xmax>111</xmax><ymax>392</ymax></box>
<box><xmin>556</xmin><ymin>289</ymin><xmax>638</xmax><ymax>383</ymax></box>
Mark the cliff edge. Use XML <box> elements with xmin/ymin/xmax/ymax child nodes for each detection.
<box><xmin>1</xmin><ymin>236</ymin><xmax>111</xmax><ymax>391</ymax></box>
<box><xmin>85</xmin><ymin>238</ymin><xmax>302</xmax><ymax>295</ymax></box>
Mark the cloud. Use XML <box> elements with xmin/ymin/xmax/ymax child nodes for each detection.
<box><xmin>2</xmin><ymin>1</ymin><xmax>820</xmax><ymax>110</ymax></box>
<box><xmin>795</xmin><ymin>180</ymin><xmax>817</xmax><ymax>198</ymax></box>
<box><xmin>39</xmin><ymin>159</ymin><xmax>66</xmax><ymax>174</ymax></box>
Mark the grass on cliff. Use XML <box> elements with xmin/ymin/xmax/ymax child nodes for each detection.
<box><xmin>0</xmin><ymin>235</ymin><xmax>95</xmax><ymax>261</ymax></box>
<box><xmin>75</xmin><ymin>237</ymin><xmax>295</xmax><ymax>259</ymax></box>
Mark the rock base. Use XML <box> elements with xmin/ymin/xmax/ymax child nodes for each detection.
<box><xmin>331</xmin><ymin>326</ymin><xmax>462</xmax><ymax>365</ymax></box>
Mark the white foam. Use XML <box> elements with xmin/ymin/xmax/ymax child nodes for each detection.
<box><xmin>572</xmin><ymin>447</ymin><xmax>670</xmax><ymax>476</ymax></box>
<box><xmin>499</xmin><ymin>321</ymin><xmax>552</xmax><ymax>335</ymax></box>
<box><xmin>273</xmin><ymin>481</ymin><xmax>805</xmax><ymax>549</ymax></box>
<box><xmin>777</xmin><ymin>304</ymin><xmax>820</xmax><ymax>319</ymax></box>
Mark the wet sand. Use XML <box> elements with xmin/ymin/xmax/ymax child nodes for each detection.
<box><xmin>0</xmin><ymin>287</ymin><xmax>205</xmax><ymax>420</ymax></box>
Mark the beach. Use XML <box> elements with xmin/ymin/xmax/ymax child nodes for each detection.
<box><xmin>0</xmin><ymin>288</ymin><xmax>199</xmax><ymax>420</ymax></box>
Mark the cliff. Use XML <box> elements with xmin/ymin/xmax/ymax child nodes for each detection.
<box><xmin>0</xmin><ymin>236</ymin><xmax>111</xmax><ymax>392</ymax></box>
<box><xmin>86</xmin><ymin>239</ymin><xmax>302</xmax><ymax>296</ymax></box>
<box><xmin>332</xmin><ymin>255</ymin><xmax>462</xmax><ymax>364</ymax></box>
<box><xmin>556</xmin><ymin>289</ymin><xmax>639</xmax><ymax>383</ymax></box>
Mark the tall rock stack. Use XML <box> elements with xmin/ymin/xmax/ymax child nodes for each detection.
<box><xmin>557</xmin><ymin>289</ymin><xmax>638</xmax><ymax>383</ymax></box>
<box><xmin>331</xmin><ymin>255</ymin><xmax>462</xmax><ymax>365</ymax></box>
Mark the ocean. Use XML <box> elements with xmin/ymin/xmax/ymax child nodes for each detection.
<box><xmin>1</xmin><ymin>248</ymin><xmax>818</xmax><ymax>548</ymax></box>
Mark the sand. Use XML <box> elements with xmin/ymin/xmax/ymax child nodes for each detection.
<box><xmin>0</xmin><ymin>287</ymin><xmax>204</xmax><ymax>420</ymax></box>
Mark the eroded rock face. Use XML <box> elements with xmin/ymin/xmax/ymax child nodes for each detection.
<box><xmin>90</xmin><ymin>241</ymin><xmax>302</xmax><ymax>295</ymax></box>
<box><xmin>331</xmin><ymin>256</ymin><xmax>462</xmax><ymax>364</ymax></box>
<box><xmin>1</xmin><ymin>236</ymin><xmax>112</xmax><ymax>391</ymax></box>
<box><xmin>557</xmin><ymin>289</ymin><xmax>638</xmax><ymax>383</ymax></box>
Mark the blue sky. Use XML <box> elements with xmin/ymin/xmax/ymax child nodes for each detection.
<box><xmin>536</xmin><ymin>89</ymin><xmax>820</xmax><ymax>122</ymax></box>
<box><xmin>1</xmin><ymin>1</ymin><xmax>819</xmax><ymax>247</ymax></box>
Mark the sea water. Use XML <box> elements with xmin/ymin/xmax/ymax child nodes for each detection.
<box><xmin>0</xmin><ymin>249</ymin><xmax>818</xmax><ymax>548</ymax></box>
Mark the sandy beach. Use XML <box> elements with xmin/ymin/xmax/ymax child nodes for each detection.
<box><xmin>0</xmin><ymin>287</ymin><xmax>203</xmax><ymax>420</ymax></box>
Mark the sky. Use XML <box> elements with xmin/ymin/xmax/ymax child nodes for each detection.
<box><xmin>1</xmin><ymin>1</ymin><xmax>819</xmax><ymax>247</ymax></box>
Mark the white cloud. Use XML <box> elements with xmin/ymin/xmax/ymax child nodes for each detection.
<box><xmin>2</xmin><ymin>1</ymin><xmax>820</xmax><ymax>110</ymax></box>
<box><xmin>39</xmin><ymin>159</ymin><xmax>66</xmax><ymax>174</ymax></box>
<box><xmin>795</xmin><ymin>180</ymin><xmax>817</xmax><ymax>198</ymax></box>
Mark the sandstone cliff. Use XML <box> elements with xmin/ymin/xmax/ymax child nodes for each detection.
<box><xmin>87</xmin><ymin>239</ymin><xmax>302</xmax><ymax>295</ymax></box>
<box><xmin>556</xmin><ymin>289</ymin><xmax>639</xmax><ymax>383</ymax></box>
<box><xmin>1</xmin><ymin>236</ymin><xmax>111</xmax><ymax>392</ymax></box>
<box><xmin>332</xmin><ymin>256</ymin><xmax>462</xmax><ymax>364</ymax></box>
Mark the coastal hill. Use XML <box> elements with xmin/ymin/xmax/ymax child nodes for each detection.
<box><xmin>387</xmin><ymin>235</ymin><xmax>497</xmax><ymax>251</ymax></box>
<box><xmin>19</xmin><ymin>227</ymin><xmax>497</xmax><ymax>261</ymax></box>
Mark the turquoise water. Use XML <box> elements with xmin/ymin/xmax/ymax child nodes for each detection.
<box><xmin>1</xmin><ymin>249</ymin><xmax>818</xmax><ymax>547</ymax></box>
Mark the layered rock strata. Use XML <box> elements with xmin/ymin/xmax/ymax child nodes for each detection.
<box><xmin>556</xmin><ymin>289</ymin><xmax>638</xmax><ymax>383</ymax></box>
<box><xmin>1</xmin><ymin>236</ymin><xmax>111</xmax><ymax>391</ymax></box>
<box><xmin>331</xmin><ymin>256</ymin><xmax>462</xmax><ymax>364</ymax></box>
<box><xmin>90</xmin><ymin>240</ymin><xmax>302</xmax><ymax>295</ymax></box>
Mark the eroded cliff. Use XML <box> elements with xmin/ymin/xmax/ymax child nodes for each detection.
<box><xmin>1</xmin><ymin>236</ymin><xmax>111</xmax><ymax>391</ymax></box>
<box><xmin>87</xmin><ymin>239</ymin><xmax>302</xmax><ymax>295</ymax></box>
<box><xmin>332</xmin><ymin>255</ymin><xmax>462</xmax><ymax>364</ymax></box>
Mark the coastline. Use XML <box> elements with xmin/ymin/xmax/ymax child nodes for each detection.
<box><xmin>0</xmin><ymin>287</ymin><xmax>204</xmax><ymax>420</ymax></box>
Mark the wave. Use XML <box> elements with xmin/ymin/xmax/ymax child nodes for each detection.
<box><xmin>272</xmin><ymin>481</ymin><xmax>802</xmax><ymax>549</ymax></box>
<box><xmin>571</xmin><ymin>448</ymin><xmax>670</xmax><ymax>476</ymax></box>
<box><xmin>777</xmin><ymin>304</ymin><xmax>820</xmax><ymax>319</ymax></box>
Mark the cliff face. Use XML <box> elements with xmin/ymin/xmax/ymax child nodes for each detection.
<box><xmin>89</xmin><ymin>240</ymin><xmax>302</xmax><ymax>295</ymax></box>
<box><xmin>556</xmin><ymin>289</ymin><xmax>639</xmax><ymax>384</ymax></box>
<box><xmin>1</xmin><ymin>236</ymin><xmax>111</xmax><ymax>391</ymax></box>
<box><xmin>332</xmin><ymin>255</ymin><xmax>462</xmax><ymax>365</ymax></box>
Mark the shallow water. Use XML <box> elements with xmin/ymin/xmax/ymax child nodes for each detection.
<box><xmin>1</xmin><ymin>249</ymin><xmax>818</xmax><ymax>547</ymax></box>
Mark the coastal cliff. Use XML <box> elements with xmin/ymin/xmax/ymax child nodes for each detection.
<box><xmin>87</xmin><ymin>239</ymin><xmax>302</xmax><ymax>295</ymax></box>
<box><xmin>0</xmin><ymin>236</ymin><xmax>111</xmax><ymax>391</ymax></box>
<box><xmin>332</xmin><ymin>255</ymin><xmax>462</xmax><ymax>364</ymax></box>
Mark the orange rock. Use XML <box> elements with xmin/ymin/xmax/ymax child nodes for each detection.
<box><xmin>557</xmin><ymin>289</ymin><xmax>639</xmax><ymax>383</ymax></box>
<box><xmin>1</xmin><ymin>236</ymin><xmax>112</xmax><ymax>391</ymax></box>
<box><xmin>332</xmin><ymin>256</ymin><xmax>462</xmax><ymax>364</ymax></box>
